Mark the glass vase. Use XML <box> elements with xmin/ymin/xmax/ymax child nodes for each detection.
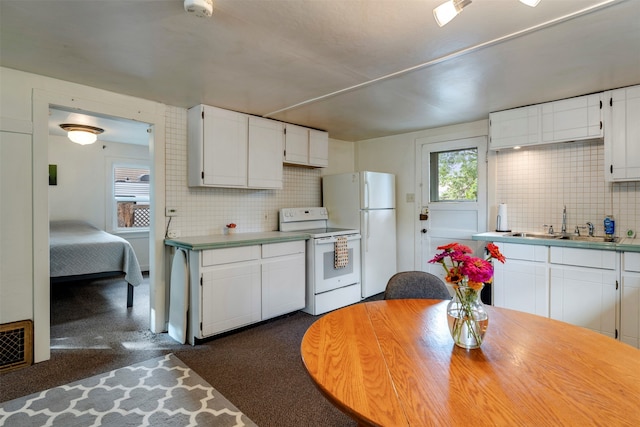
<box><xmin>446</xmin><ymin>283</ymin><xmax>488</xmax><ymax>349</ymax></box>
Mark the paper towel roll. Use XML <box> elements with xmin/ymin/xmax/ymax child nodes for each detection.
<box><xmin>496</xmin><ymin>203</ymin><xmax>510</xmax><ymax>232</ymax></box>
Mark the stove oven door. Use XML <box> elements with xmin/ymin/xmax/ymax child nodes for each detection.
<box><xmin>313</xmin><ymin>234</ymin><xmax>361</xmax><ymax>294</ymax></box>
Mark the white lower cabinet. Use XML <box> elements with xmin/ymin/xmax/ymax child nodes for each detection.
<box><xmin>621</xmin><ymin>252</ymin><xmax>640</xmax><ymax>348</ymax></box>
<box><xmin>492</xmin><ymin>242</ymin><xmax>623</xmax><ymax>340</ymax></box>
<box><xmin>261</xmin><ymin>242</ymin><xmax>306</xmax><ymax>320</ymax></box>
<box><xmin>493</xmin><ymin>243</ymin><xmax>549</xmax><ymax>317</ymax></box>
<box><xmin>201</xmin><ymin>263</ymin><xmax>261</xmax><ymax>338</ymax></box>
<box><xmin>549</xmin><ymin>247</ymin><xmax>618</xmax><ymax>339</ymax></box>
<box><xmin>188</xmin><ymin>241</ymin><xmax>305</xmax><ymax>343</ymax></box>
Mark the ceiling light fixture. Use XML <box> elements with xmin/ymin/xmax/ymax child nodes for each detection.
<box><xmin>433</xmin><ymin>0</ymin><xmax>472</xmax><ymax>27</ymax></box>
<box><xmin>59</xmin><ymin>124</ymin><xmax>104</xmax><ymax>145</ymax></box>
<box><xmin>434</xmin><ymin>0</ymin><xmax>541</xmax><ymax>27</ymax></box>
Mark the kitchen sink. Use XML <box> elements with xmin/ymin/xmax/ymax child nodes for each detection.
<box><xmin>507</xmin><ymin>232</ymin><xmax>556</xmax><ymax>239</ymax></box>
<box><xmin>507</xmin><ymin>232</ymin><xmax>618</xmax><ymax>243</ymax></box>
<box><xmin>555</xmin><ymin>235</ymin><xmax>618</xmax><ymax>243</ymax></box>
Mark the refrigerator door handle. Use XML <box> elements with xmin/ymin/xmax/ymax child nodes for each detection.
<box><xmin>364</xmin><ymin>179</ymin><xmax>369</xmax><ymax>209</ymax></box>
<box><xmin>364</xmin><ymin>210</ymin><xmax>369</xmax><ymax>252</ymax></box>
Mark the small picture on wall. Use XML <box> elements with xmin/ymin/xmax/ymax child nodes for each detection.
<box><xmin>49</xmin><ymin>164</ymin><xmax>57</xmax><ymax>186</ymax></box>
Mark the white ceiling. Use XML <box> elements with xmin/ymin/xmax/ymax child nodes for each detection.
<box><xmin>2</xmin><ymin>0</ymin><xmax>639</xmax><ymax>142</ymax></box>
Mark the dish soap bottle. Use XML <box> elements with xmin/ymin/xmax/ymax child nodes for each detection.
<box><xmin>604</xmin><ymin>214</ymin><xmax>615</xmax><ymax>238</ymax></box>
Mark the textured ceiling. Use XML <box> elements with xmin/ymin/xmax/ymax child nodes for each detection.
<box><xmin>2</xmin><ymin>0</ymin><xmax>639</xmax><ymax>141</ymax></box>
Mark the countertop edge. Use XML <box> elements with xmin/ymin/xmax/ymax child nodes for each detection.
<box><xmin>165</xmin><ymin>232</ymin><xmax>310</xmax><ymax>251</ymax></box>
<box><xmin>473</xmin><ymin>232</ymin><xmax>640</xmax><ymax>252</ymax></box>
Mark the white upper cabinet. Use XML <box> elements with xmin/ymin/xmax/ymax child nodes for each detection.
<box><xmin>284</xmin><ymin>123</ymin><xmax>328</xmax><ymax>167</ymax></box>
<box><xmin>188</xmin><ymin>104</ymin><xmax>248</xmax><ymax>188</ymax></box>
<box><xmin>248</xmin><ymin>116</ymin><xmax>284</xmax><ymax>189</ymax></box>
<box><xmin>188</xmin><ymin>105</ymin><xmax>284</xmax><ymax>189</ymax></box>
<box><xmin>489</xmin><ymin>105</ymin><xmax>540</xmax><ymax>150</ymax></box>
<box><xmin>541</xmin><ymin>93</ymin><xmax>603</xmax><ymax>144</ymax></box>
<box><xmin>604</xmin><ymin>85</ymin><xmax>640</xmax><ymax>182</ymax></box>
<box><xmin>283</xmin><ymin>123</ymin><xmax>309</xmax><ymax>165</ymax></box>
<box><xmin>490</xmin><ymin>93</ymin><xmax>603</xmax><ymax>150</ymax></box>
<box><xmin>309</xmin><ymin>129</ymin><xmax>329</xmax><ymax>167</ymax></box>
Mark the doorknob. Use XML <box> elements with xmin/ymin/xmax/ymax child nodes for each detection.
<box><xmin>421</xmin><ymin>229</ymin><xmax>427</xmax><ymax>234</ymax></box>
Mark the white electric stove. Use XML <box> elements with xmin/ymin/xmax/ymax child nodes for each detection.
<box><xmin>279</xmin><ymin>207</ymin><xmax>362</xmax><ymax>315</ymax></box>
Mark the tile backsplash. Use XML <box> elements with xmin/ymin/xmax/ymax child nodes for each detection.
<box><xmin>165</xmin><ymin>106</ymin><xmax>321</xmax><ymax>237</ymax></box>
<box><xmin>495</xmin><ymin>140</ymin><xmax>639</xmax><ymax>238</ymax></box>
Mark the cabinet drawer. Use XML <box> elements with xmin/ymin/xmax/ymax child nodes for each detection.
<box><xmin>202</xmin><ymin>245</ymin><xmax>260</xmax><ymax>267</ymax></box>
<box><xmin>549</xmin><ymin>247</ymin><xmax>616</xmax><ymax>270</ymax></box>
<box><xmin>624</xmin><ymin>252</ymin><xmax>640</xmax><ymax>272</ymax></box>
<box><xmin>262</xmin><ymin>240</ymin><xmax>305</xmax><ymax>258</ymax></box>
<box><xmin>496</xmin><ymin>242</ymin><xmax>547</xmax><ymax>262</ymax></box>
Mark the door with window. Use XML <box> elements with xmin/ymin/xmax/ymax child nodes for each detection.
<box><xmin>418</xmin><ymin>137</ymin><xmax>488</xmax><ymax>292</ymax></box>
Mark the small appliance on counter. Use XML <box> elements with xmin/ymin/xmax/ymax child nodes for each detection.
<box><xmin>496</xmin><ymin>203</ymin><xmax>511</xmax><ymax>232</ymax></box>
<box><xmin>279</xmin><ymin>207</ymin><xmax>361</xmax><ymax>315</ymax></box>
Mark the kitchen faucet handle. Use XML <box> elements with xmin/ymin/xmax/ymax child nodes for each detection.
<box><xmin>543</xmin><ymin>224</ymin><xmax>554</xmax><ymax>234</ymax></box>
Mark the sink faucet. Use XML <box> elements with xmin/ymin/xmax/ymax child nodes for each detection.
<box><xmin>561</xmin><ymin>206</ymin><xmax>567</xmax><ymax>234</ymax></box>
<box><xmin>586</xmin><ymin>222</ymin><xmax>595</xmax><ymax>237</ymax></box>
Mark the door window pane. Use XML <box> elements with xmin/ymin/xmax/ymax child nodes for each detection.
<box><xmin>430</xmin><ymin>148</ymin><xmax>478</xmax><ymax>202</ymax></box>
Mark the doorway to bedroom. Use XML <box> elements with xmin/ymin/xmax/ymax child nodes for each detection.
<box><xmin>47</xmin><ymin>106</ymin><xmax>153</xmax><ymax>349</ymax></box>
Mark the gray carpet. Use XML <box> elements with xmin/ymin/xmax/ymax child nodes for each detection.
<box><xmin>0</xmin><ymin>353</ymin><xmax>257</xmax><ymax>427</ymax></box>
<box><xmin>0</xmin><ymin>276</ymin><xmax>382</xmax><ymax>426</ymax></box>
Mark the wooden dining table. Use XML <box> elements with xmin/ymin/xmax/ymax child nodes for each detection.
<box><xmin>300</xmin><ymin>299</ymin><xmax>640</xmax><ymax>426</ymax></box>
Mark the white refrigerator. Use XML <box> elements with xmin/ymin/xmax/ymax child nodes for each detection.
<box><xmin>322</xmin><ymin>171</ymin><xmax>397</xmax><ymax>298</ymax></box>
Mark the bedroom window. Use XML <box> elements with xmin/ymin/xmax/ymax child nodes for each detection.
<box><xmin>114</xmin><ymin>166</ymin><xmax>150</xmax><ymax>230</ymax></box>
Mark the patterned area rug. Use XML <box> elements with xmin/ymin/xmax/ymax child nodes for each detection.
<box><xmin>0</xmin><ymin>354</ymin><xmax>257</xmax><ymax>427</ymax></box>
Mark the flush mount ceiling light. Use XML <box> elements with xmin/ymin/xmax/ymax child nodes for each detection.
<box><xmin>434</xmin><ymin>0</ymin><xmax>542</xmax><ymax>27</ymax></box>
<box><xmin>59</xmin><ymin>124</ymin><xmax>104</xmax><ymax>145</ymax></box>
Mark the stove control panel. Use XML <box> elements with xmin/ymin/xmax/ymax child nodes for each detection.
<box><xmin>279</xmin><ymin>207</ymin><xmax>328</xmax><ymax>222</ymax></box>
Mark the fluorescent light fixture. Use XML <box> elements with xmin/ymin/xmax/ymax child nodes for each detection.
<box><xmin>59</xmin><ymin>124</ymin><xmax>104</xmax><ymax>145</ymax></box>
<box><xmin>433</xmin><ymin>0</ymin><xmax>472</xmax><ymax>27</ymax></box>
<box><xmin>519</xmin><ymin>0</ymin><xmax>541</xmax><ymax>6</ymax></box>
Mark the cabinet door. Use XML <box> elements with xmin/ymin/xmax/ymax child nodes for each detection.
<box><xmin>605</xmin><ymin>85</ymin><xmax>640</xmax><ymax>181</ymax></box>
<box><xmin>248</xmin><ymin>116</ymin><xmax>283</xmax><ymax>189</ymax></box>
<box><xmin>202</xmin><ymin>105</ymin><xmax>248</xmax><ymax>187</ymax></box>
<box><xmin>489</xmin><ymin>105</ymin><xmax>540</xmax><ymax>150</ymax></box>
<box><xmin>549</xmin><ymin>265</ymin><xmax>618</xmax><ymax>338</ymax></box>
<box><xmin>262</xmin><ymin>252</ymin><xmax>305</xmax><ymax>319</ymax></box>
<box><xmin>200</xmin><ymin>263</ymin><xmax>261</xmax><ymax>337</ymax></box>
<box><xmin>621</xmin><ymin>272</ymin><xmax>640</xmax><ymax>348</ymax></box>
<box><xmin>493</xmin><ymin>259</ymin><xmax>548</xmax><ymax>317</ymax></box>
<box><xmin>309</xmin><ymin>129</ymin><xmax>329</xmax><ymax>167</ymax></box>
<box><xmin>284</xmin><ymin>123</ymin><xmax>309</xmax><ymax>165</ymax></box>
<box><xmin>541</xmin><ymin>94</ymin><xmax>602</xmax><ymax>144</ymax></box>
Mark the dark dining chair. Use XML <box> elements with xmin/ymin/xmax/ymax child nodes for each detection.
<box><xmin>383</xmin><ymin>271</ymin><xmax>451</xmax><ymax>300</ymax></box>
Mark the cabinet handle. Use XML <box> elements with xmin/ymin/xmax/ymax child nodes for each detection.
<box><xmin>610</xmin><ymin>165</ymin><xmax>613</xmax><ymax>174</ymax></box>
<box><xmin>600</xmin><ymin>121</ymin><xmax>602</xmax><ymax>130</ymax></box>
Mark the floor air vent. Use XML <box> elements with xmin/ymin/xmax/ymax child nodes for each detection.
<box><xmin>0</xmin><ymin>319</ymin><xmax>33</xmax><ymax>373</ymax></box>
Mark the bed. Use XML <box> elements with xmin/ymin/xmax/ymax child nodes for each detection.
<box><xmin>49</xmin><ymin>220</ymin><xmax>144</xmax><ymax>307</ymax></box>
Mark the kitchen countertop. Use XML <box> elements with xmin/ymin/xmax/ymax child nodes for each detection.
<box><xmin>473</xmin><ymin>232</ymin><xmax>640</xmax><ymax>252</ymax></box>
<box><xmin>165</xmin><ymin>231</ymin><xmax>310</xmax><ymax>251</ymax></box>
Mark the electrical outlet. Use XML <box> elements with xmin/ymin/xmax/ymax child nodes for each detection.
<box><xmin>406</xmin><ymin>193</ymin><xmax>415</xmax><ymax>203</ymax></box>
<box><xmin>165</xmin><ymin>207</ymin><xmax>178</xmax><ymax>217</ymax></box>
<box><xmin>167</xmin><ymin>230</ymin><xmax>180</xmax><ymax>238</ymax></box>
